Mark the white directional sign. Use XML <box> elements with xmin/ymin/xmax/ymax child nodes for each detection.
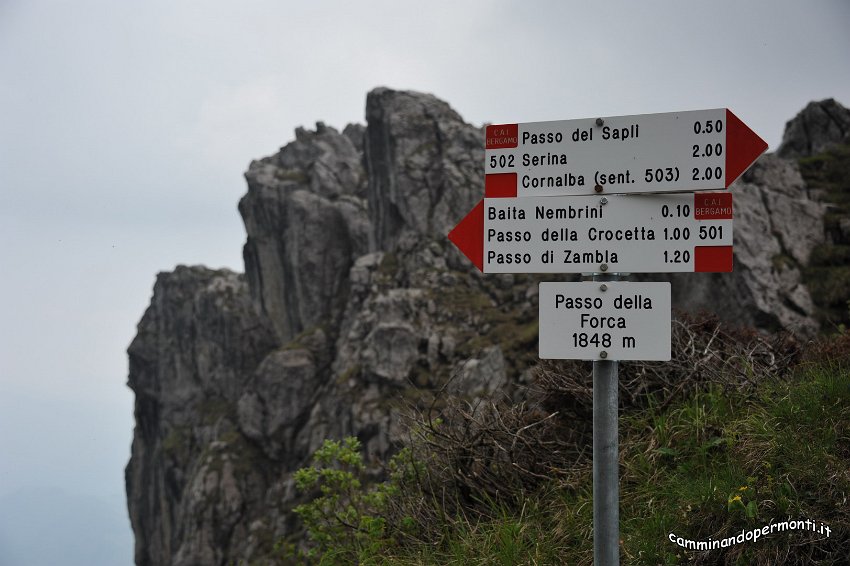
<box><xmin>448</xmin><ymin>192</ymin><xmax>733</xmax><ymax>274</ymax></box>
<box><xmin>539</xmin><ymin>282</ymin><xmax>671</xmax><ymax>361</ymax></box>
<box><xmin>484</xmin><ymin>109</ymin><xmax>768</xmax><ymax>198</ymax></box>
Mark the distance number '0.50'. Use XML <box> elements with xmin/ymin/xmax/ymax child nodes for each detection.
<box><xmin>693</xmin><ymin>119</ymin><xmax>723</xmax><ymax>135</ymax></box>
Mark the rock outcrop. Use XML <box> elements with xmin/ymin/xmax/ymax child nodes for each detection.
<box><xmin>777</xmin><ymin>98</ymin><xmax>850</xmax><ymax>159</ymax></box>
<box><xmin>646</xmin><ymin>153</ymin><xmax>826</xmax><ymax>336</ymax></box>
<box><xmin>364</xmin><ymin>88</ymin><xmax>483</xmax><ymax>250</ymax></box>
<box><xmin>127</xmin><ymin>91</ymin><xmax>841</xmax><ymax>565</ymax></box>
<box><xmin>239</xmin><ymin>122</ymin><xmax>370</xmax><ymax>343</ymax></box>
<box><xmin>126</xmin><ymin>267</ymin><xmax>279</xmax><ymax>566</ymax></box>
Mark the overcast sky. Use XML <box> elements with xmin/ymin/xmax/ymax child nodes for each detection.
<box><xmin>1</xmin><ymin>1</ymin><xmax>848</xmax><ymax>564</ymax></box>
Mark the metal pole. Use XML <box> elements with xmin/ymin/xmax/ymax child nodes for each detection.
<box><xmin>593</xmin><ymin>357</ymin><xmax>619</xmax><ymax>565</ymax></box>
<box><xmin>591</xmin><ymin>272</ymin><xmax>622</xmax><ymax>566</ymax></box>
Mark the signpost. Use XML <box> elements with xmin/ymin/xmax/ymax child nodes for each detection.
<box><xmin>449</xmin><ymin>107</ymin><xmax>767</xmax><ymax>566</ymax></box>
<box><xmin>589</xmin><ymin>274</ymin><xmax>621</xmax><ymax>566</ymax></box>
<box><xmin>484</xmin><ymin>108</ymin><xmax>767</xmax><ymax>198</ymax></box>
<box><xmin>448</xmin><ymin>192</ymin><xmax>734</xmax><ymax>274</ymax></box>
<box><xmin>539</xmin><ymin>281</ymin><xmax>671</xmax><ymax>361</ymax></box>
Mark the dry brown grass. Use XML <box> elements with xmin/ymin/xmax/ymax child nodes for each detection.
<box><xmin>385</xmin><ymin>313</ymin><xmax>802</xmax><ymax>538</ymax></box>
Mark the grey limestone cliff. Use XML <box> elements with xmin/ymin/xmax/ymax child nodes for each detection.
<box><xmin>777</xmin><ymin>98</ymin><xmax>850</xmax><ymax>159</ymax></box>
<box><xmin>646</xmin><ymin>152</ymin><xmax>826</xmax><ymax>336</ymax></box>
<box><xmin>127</xmin><ymin>267</ymin><xmax>279</xmax><ymax>565</ymax></box>
<box><xmin>127</xmin><ymin>91</ymin><xmax>843</xmax><ymax>565</ymax></box>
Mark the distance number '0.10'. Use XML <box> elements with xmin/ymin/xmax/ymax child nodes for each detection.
<box><xmin>661</xmin><ymin>204</ymin><xmax>690</xmax><ymax>218</ymax></box>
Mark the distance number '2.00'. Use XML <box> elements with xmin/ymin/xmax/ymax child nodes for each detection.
<box><xmin>692</xmin><ymin>143</ymin><xmax>722</xmax><ymax>158</ymax></box>
<box><xmin>692</xmin><ymin>166</ymin><xmax>723</xmax><ymax>181</ymax></box>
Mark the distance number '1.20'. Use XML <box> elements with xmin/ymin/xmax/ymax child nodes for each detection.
<box><xmin>663</xmin><ymin>249</ymin><xmax>691</xmax><ymax>264</ymax></box>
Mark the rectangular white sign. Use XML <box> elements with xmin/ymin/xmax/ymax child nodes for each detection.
<box><xmin>539</xmin><ymin>281</ymin><xmax>671</xmax><ymax>361</ymax></box>
<box><xmin>482</xmin><ymin>192</ymin><xmax>733</xmax><ymax>273</ymax></box>
<box><xmin>484</xmin><ymin>108</ymin><xmax>767</xmax><ymax>198</ymax></box>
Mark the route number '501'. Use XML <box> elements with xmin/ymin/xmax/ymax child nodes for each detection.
<box><xmin>699</xmin><ymin>226</ymin><xmax>724</xmax><ymax>240</ymax></box>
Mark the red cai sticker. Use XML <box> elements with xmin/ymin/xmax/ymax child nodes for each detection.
<box><xmin>695</xmin><ymin>246</ymin><xmax>733</xmax><ymax>272</ymax></box>
<box><xmin>694</xmin><ymin>193</ymin><xmax>733</xmax><ymax>220</ymax></box>
<box><xmin>484</xmin><ymin>173</ymin><xmax>517</xmax><ymax>198</ymax></box>
<box><xmin>486</xmin><ymin>124</ymin><xmax>518</xmax><ymax>149</ymax></box>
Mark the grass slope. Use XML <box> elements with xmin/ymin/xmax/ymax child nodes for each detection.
<box><xmin>288</xmin><ymin>330</ymin><xmax>850</xmax><ymax>565</ymax></box>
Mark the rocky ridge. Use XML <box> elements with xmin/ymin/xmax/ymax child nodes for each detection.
<box><xmin>126</xmin><ymin>91</ymin><xmax>848</xmax><ymax>565</ymax></box>
<box><xmin>777</xmin><ymin>98</ymin><xmax>850</xmax><ymax>160</ymax></box>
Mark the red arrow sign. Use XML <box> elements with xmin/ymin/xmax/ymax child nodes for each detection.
<box><xmin>725</xmin><ymin>109</ymin><xmax>769</xmax><ymax>187</ymax></box>
<box><xmin>484</xmin><ymin>108</ymin><xmax>767</xmax><ymax>198</ymax></box>
<box><xmin>448</xmin><ymin>200</ymin><xmax>483</xmax><ymax>270</ymax></box>
<box><xmin>448</xmin><ymin>193</ymin><xmax>734</xmax><ymax>274</ymax></box>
